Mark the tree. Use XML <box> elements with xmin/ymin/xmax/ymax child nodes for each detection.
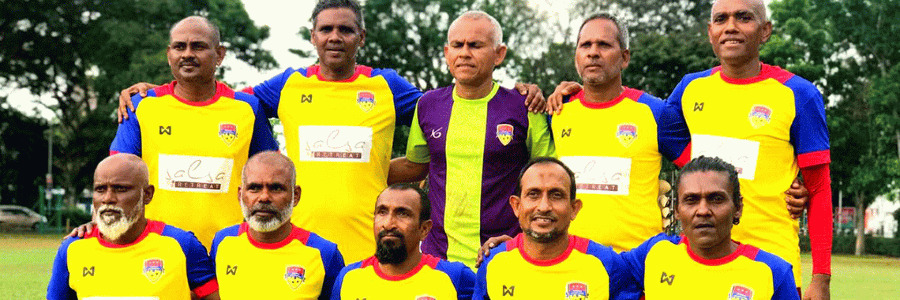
<box><xmin>0</xmin><ymin>102</ymin><xmax>48</xmax><ymax>208</ymax></box>
<box><xmin>0</xmin><ymin>0</ymin><xmax>276</xmax><ymax>206</ymax></box>
<box><xmin>767</xmin><ymin>0</ymin><xmax>900</xmax><ymax>255</ymax></box>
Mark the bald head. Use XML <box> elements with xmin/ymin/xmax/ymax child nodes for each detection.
<box><xmin>95</xmin><ymin>154</ymin><xmax>149</xmax><ymax>186</ymax></box>
<box><xmin>170</xmin><ymin>16</ymin><xmax>221</xmax><ymax>46</ymax></box>
<box><xmin>243</xmin><ymin>151</ymin><xmax>296</xmax><ymax>184</ymax></box>
<box><xmin>711</xmin><ymin>0</ymin><xmax>768</xmax><ymax>23</ymax></box>
<box><xmin>448</xmin><ymin>11</ymin><xmax>504</xmax><ymax>47</ymax></box>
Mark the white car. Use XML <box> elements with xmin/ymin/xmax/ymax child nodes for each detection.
<box><xmin>0</xmin><ymin>205</ymin><xmax>48</xmax><ymax>230</ymax></box>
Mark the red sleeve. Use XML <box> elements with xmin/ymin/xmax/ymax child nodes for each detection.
<box><xmin>241</xmin><ymin>86</ymin><xmax>254</xmax><ymax>94</ymax></box>
<box><xmin>800</xmin><ymin>163</ymin><xmax>832</xmax><ymax>275</ymax></box>
<box><xmin>192</xmin><ymin>278</ymin><xmax>218</xmax><ymax>298</ymax></box>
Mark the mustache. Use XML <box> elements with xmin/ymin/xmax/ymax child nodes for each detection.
<box><xmin>179</xmin><ymin>59</ymin><xmax>199</xmax><ymax>67</ymax></box>
<box><xmin>94</xmin><ymin>204</ymin><xmax>124</xmax><ymax>215</ymax></box>
<box><xmin>377</xmin><ymin>229</ymin><xmax>404</xmax><ymax>240</ymax></box>
<box><xmin>250</xmin><ymin>203</ymin><xmax>279</xmax><ymax>213</ymax></box>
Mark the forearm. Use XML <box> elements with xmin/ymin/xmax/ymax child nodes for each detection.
<box><xmin>387</xmin><ymin>157</ymin><xmax>428</xmax><ymax>185</ymax></box>
<box><xmin>800</xmin><ymin>163</ymin><xmax>833</xmax><ymax>275</ymax></box>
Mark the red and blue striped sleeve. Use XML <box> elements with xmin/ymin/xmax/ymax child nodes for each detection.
<box><xmin>232</xmin><ymin>92</ymin><xmax>278</xmax><ymax>155</ymax></box>
<box><xmin>752</xmin><ymin>249</ymin><xmax>800</xmax><ymax>300</ymax></box>
<box><xmin>250</xmin><ymin>67</ymin><xmax>306</xmax><ymax>118</ymax></box>
<box><xmin>372</xmin><ymin>68</ymin><xmax>422</xmax><ymax>127</ymax></box>
<box><xmin>162</xmin><ymin>224</ymin><xmax>218</xmax><ymax>297</ymax></box>
<box><xmin>209</xmin><ymin>224</ymin><xmax>241</xmax><ymax>263</ymax></box>
<box><xmin>46</xmin><ymin>237</ymin><xmax>78</xmax><ymax>300</ymax></box>
<box><xmin>584</xmin><ymin>240</ymin><xmax>641</xmax><ymax>300</ymax></box>
<box><xmin>636</xmin><ymin>92</ymin><xmax>691</xmax><ymax>167</ymax></box>
<box><xmin>473</xmin><ymin>241</ymin><xmax>512</xmax><ymax>299</ymax></box>
<box><xmin>330</xmin><ymin>261</ymin><xmax>364</xmax><ymax>300</ymax></box>
<box><xmin>109</xmin><ymin>92</ymin><xmax>151</xmax><ymax>156</ymax></box>
<box><xmin>435</xmin><ymin>260</ymin><xmax>476</xmax><ymax>300</ymax></box>
<box><xmin>307</xmin><ymin>232</ymin><xmax>345</xmax><ymax>300</ymax></box>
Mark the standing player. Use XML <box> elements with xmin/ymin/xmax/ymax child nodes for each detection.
<box><xmin>550</xmin><ymin>13</ymin><xmax>690</xmax><ymax>252</ymax></box>
<box><xmin>388</xmin><ymin>11</ymin><xmax>554</xmax><ymax>266</ymax></box>
<box><xmin>332</xmin><ymin>184</ymin><xmax>475</xmax><ymax>300</ymax></box>
<box><xmin>48</xmin><ymin>154</ymin><xmax>219</xmax><ymax>299</ymax></box>
<box><xmin>667</xmin><ymin>0</ymin><xmax>832</xmax><ymax>298</ymax></box>
<box><xmin>108</xmin><ymin>16</ymin><xmax>278</xmax><ymax>248</ymax></box>
<box><xmin>475</xmin><ymin>157</ymin><xmax>639</xmax><ymax>299</ymax></box>
<box><xmin>622</xmin><ymin>156</ymin><xmax>799</xmax><ymax>299</ymax></box>
<box><xmin>211</xmin><ymin>152</ymin><xmax>344</xmax><ymax>299</ymax></box>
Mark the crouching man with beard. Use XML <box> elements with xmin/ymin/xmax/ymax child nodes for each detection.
<box><xmin>331</xmin><ymin>184</ymin><xmax>475</xmax><ymax>300</ymax></box>
<box><xmin>47</xmin><ymin>153</ymin><xmax>219</xmax><ymax>299</ymax></box>
<box><xmin>210</xmin><ymin>151</ymin><xmax>344</xmax><ymax>299</ymax></box>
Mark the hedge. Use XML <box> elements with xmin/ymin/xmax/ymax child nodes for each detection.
<box><xmin>800</xmin><ymin>235</ymin><xmax>900</xmax><ymax>257</ymax></box>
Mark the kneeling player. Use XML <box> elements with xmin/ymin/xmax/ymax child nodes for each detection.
<box><xmin>332</xmin><ymin>184</ymin><xmax>475</xmax><ymax>300</ymax></box>
<box><xmin>47</xmin><ymin>154</ymin><xmax>219</xmax><ymax>299</ymax></box>
<box><xmin>210</xmin><ymin>152</ymin><xmax>344</xmax><ymax>299</ymax></box>
<box><xmin>476</xmin><ymin>157</ymin><xmax>640</xmax><ymax>299</ymax></box>
<box><xmin>621</xmin><ymin>156</ymin><xmax>799</xmax><ymax>299</ymax></box>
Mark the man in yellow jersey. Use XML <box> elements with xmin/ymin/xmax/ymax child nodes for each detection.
<box><xmin>102</xmin><ymin>16</ymin><xmax>278</xmax><ymax>248</ymax></box>
<box><xmin>332</xmin><ymin>184</ymin><xmax>475</xmax><ymax>299</ymax></box>
<box><xmin>48</xmin><ymin>154</ymin><xmax>219</xmax><ymax>299</ymax></box>
<box><xmin>666</xmin><ymin>1</ymin><xmax>834</xmax><ymax>298</ymax></box>
<box><xmin>211</xmin><ymin>151</ymin><xmax>344</xmax><ymax>299</ymax></box>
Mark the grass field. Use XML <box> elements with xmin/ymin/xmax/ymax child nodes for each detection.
<box><xmin>2</xmin><ymin>233</ymin><xmax>899</xmax><ymax>299</ymax></box>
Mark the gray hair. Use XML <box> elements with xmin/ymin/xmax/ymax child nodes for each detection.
<box><xmin>710</xmin><ymin>0</ymin><xmax>768</xmax><ymax>23</ymax></box>
<box><xmin>448</xmin><ymin>10</ymin><xmax>504</xmax><ymax>46</ymax></box>
<box><xmin>577</xmin><ymin>12</ymin><xmax>629</xmax><ymax>50</ymax></box>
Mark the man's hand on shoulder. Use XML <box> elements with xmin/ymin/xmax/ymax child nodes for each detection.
<box><xmin>117</xmin><ymin>82</ymin><xmax>159</xmax><ymax>123</ymax></box>
<box><xmin>514</xmin><ymin>83</ymin><xmax>546</xmax><ymax>113</ymax></box>
<box><xmin>65</xmin><ymin>221</ymin><xmax>95</xmax><ymax>239</ymax></box>
<box><xmin>475</xmin><ymin>235</ymin><xmax>513</xmax><ymax>267</ymax></box>
<box><xmin>547</xmin><ymin>81</ymin><xmax>582</xmax><ymax>115</ymax></box>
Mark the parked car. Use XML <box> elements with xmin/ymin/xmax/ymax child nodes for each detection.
<box><xmin>0</xmin><ymin>205</ymin><xmax>47</xmax><ymax>230</ymax></box>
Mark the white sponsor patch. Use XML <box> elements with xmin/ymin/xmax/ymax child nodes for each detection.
<box><xmin>691</xmin><ymin>134</ymin><xmax>760</xmax><ymax>180</ymax></box>
<box><xmin>298</xmin><ymin>126</ymin><xmax>373</xmax><ymax>163</ymax></box>
<box><xmin>158</xmin><ymin>154</ymin><xmax>233</xmax><ymax>193</ymax></box>
<box><xmin>560</xmin><ymin>156</ymin><xmax>632</xmax><ymax>195</ymax></box>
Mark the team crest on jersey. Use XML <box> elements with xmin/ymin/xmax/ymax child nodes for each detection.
<box><xmin>142</xmin><ymin>258</ymin><xmax>165</xmax><ymax>284</ymax></box>
<box><xmin>357</xmin><ymin>91</ymin><xmax>376</xmax><ymax>112</ymax></box>
<box><xmin>416</xmin><ymin>296</ymin><xmax>436</xmax><ymax>300</ymax></box>
<box><xmin>748</xmin><ymin>105</ymin><xmax>771</xmax><ymax>129</ymax></box>
<box><xmin>497</xmin><ymin>124</ymin><xmax>514</xmax><ymax>146</ymax></box>
<box><xmin>219</xmin><ymin>123</ymin><xmax>237</xmax><ymax>146</ymax></box>
<box><xmin>566</xmin><ymin>282</ymin><xmax>589</xmax><ymax>299</ymax></box>
<box><xmin>727</xmin><ymin>284</ymin><xmax>754</xmax><ymax>300</ymax></box>
<box><xmin>284</xmin><ymin>265</ymin><xmax>306</xmax><ymax>290</ymax></box>
<box><xmin>616</xmin><ymin>123</ymin><xmax>638</xmax><ymax>148</ymax></box>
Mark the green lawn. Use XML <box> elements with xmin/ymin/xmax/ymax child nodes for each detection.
<box><xmin>2</xmin><ymin>234</ymin><xmax>899</xmax><ymax>299</ymax></box>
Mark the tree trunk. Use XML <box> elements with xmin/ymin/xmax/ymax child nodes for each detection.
<box><xmin>855</xmin><ymin>192</ymin><xmax>866</xmax><ymax>256</ymax></box>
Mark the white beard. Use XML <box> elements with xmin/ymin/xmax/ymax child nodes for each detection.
<box><xmin>92</xmin><ymin>199</ymin><xmax>142</xmax><ymax>241</ymax></box>
<box><xmin>240</xmin><ymin>195</ymin><xmax>293</xmax><ymax>233</ymax></box>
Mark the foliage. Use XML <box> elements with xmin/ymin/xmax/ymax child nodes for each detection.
<box><xmin>801</xmin><ymin>234</ymin><xmax>900</xmax><ymax>258</ymax></box>
<box><xmin>0</xmin><ymin>103</ymin><xmax>48</xmax><ymax>208</ymax></box>
<box><xmin>0</xmin><ymin>0</ymin><xmax>275</xmax><ymax>204</ymax></box>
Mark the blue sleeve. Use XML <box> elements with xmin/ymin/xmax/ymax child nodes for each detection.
<box><xmin>585</xmin><ymin>242</ymin><xmax>641</xmax><ymax>300</ymax></box>
<box><xmin>252</xmin><ymin>67</ymin><xmax>304</xmax><ymax>118</ymax></box>
<box><xmin>785</xmin><ymin>76</ymin><xmax>830</xmax><ymax>156</ymax></box>
<box><xmin>754</xmin><ymin>251</ymin><xmax>801</xmax><ymax>300</ymax></box>
<box><xmin>234</xmin><ymin>92</ymin><xmax>278</xmax><ymax>155</ymax></box>
<box><xmin>436</xmin><ymin>260</ymin><xmax>476</xmax><ymax>300</ymax></box>
<box><xmin>373</xmin><ymin>68</ymin><xmax>422</xmax><ymax>127</ymax></box>
<box><xmin>473</xmin><ymin>243</ymin><xmax>507</xmax><ymax>300</ymax></box>
<box><xmin>619</xmin><ymin>233</ymin><xmax>677</xmax><ymax>291</ymax></box>
<box><xmin>46</xmin><ymin>237</ymin><xmax>77</xmax><ymax>300</ymax></box>
<box><xmin>163</xmin><ymin>225</ymin><xmax>216</xmax><ymax>290</ymax></box>
<box><xmin>209</xmin><ymin>224</ymin><xmax>240</xmax><ymax>263</ymax></box>
<box><xmin>308</xmin><ymin>233</ymin><xmax>345</xmax><ymax>300</ymax></box>
<box><xmin>330</xmin><ymin>262</ymin><xmax>362</xmax><ymax>300</ymax></box>
<box><xmin>638</xmin><ymin>93</ymin><xmax>690</xmax><ymax>164</ymax></box>
<box><xmin>109</xmin><ymin>93</ymin><xmax>147</xmax><ymax>155</ymax></box>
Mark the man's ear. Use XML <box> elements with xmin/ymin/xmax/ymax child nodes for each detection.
<box><xmin>571</xmin><ymin>199</ymin><xmax>583</xmax><ymax>220</ymax></box>
<box><xmin>215</xmin><ymin>45</ymin><xmax>226</xmax><ymax>66</ymax></box>
<box><xmin>143</xmin><ymin>185</ymin><xmax>155</xmax><ymax>206</ymax></box>
<box><xmin>494</xmin><ymin>44</ymin><xmax>508</xmax><ymax>67</ymax></box>
<box><xmin>292</xmin><ymin>185</ymin><xmax>302</xmax><ymax>207</ymax></box>
<box><xmin>419</xmin><ymin>219</ymin><xmax>433</xmax><ymax>240</ymax></box>
<box><xmin>509</xmin><ymin>195</ymin><xmax>521</xmax><ymax>218</ymax></box>
<box><xmin>761</xmin><ymin>21</ymin><xmax>773</xmax><ymax>43</ymax></box>
<box><xmin>621</xmin><ymin>48</ymin><xmax>630</xmax><ymax>70</ymax></box>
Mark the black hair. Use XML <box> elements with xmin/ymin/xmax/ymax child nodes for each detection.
<box><xmin>577</xmin><ymin>12</ymin><xmax>629</xmax><ymax>50</ymax></box>
<box><xmin>676</xmin><ymin>156</ymin><xmax>742</xmax><ymax>208</ymax></box>
<box><xmin>384</xmin><ymin>183</ymin><xmax>430</xmax><ymax>223</ymax></box>
<box><xmin>514</xmin><ymin>156</ymin><xmax>577</xmax><ymax>201</ymax></box>
<box><xmin>311</xmin><ymin>0</ymin><xmax>365</xmax><ymax>31</ymax></box>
